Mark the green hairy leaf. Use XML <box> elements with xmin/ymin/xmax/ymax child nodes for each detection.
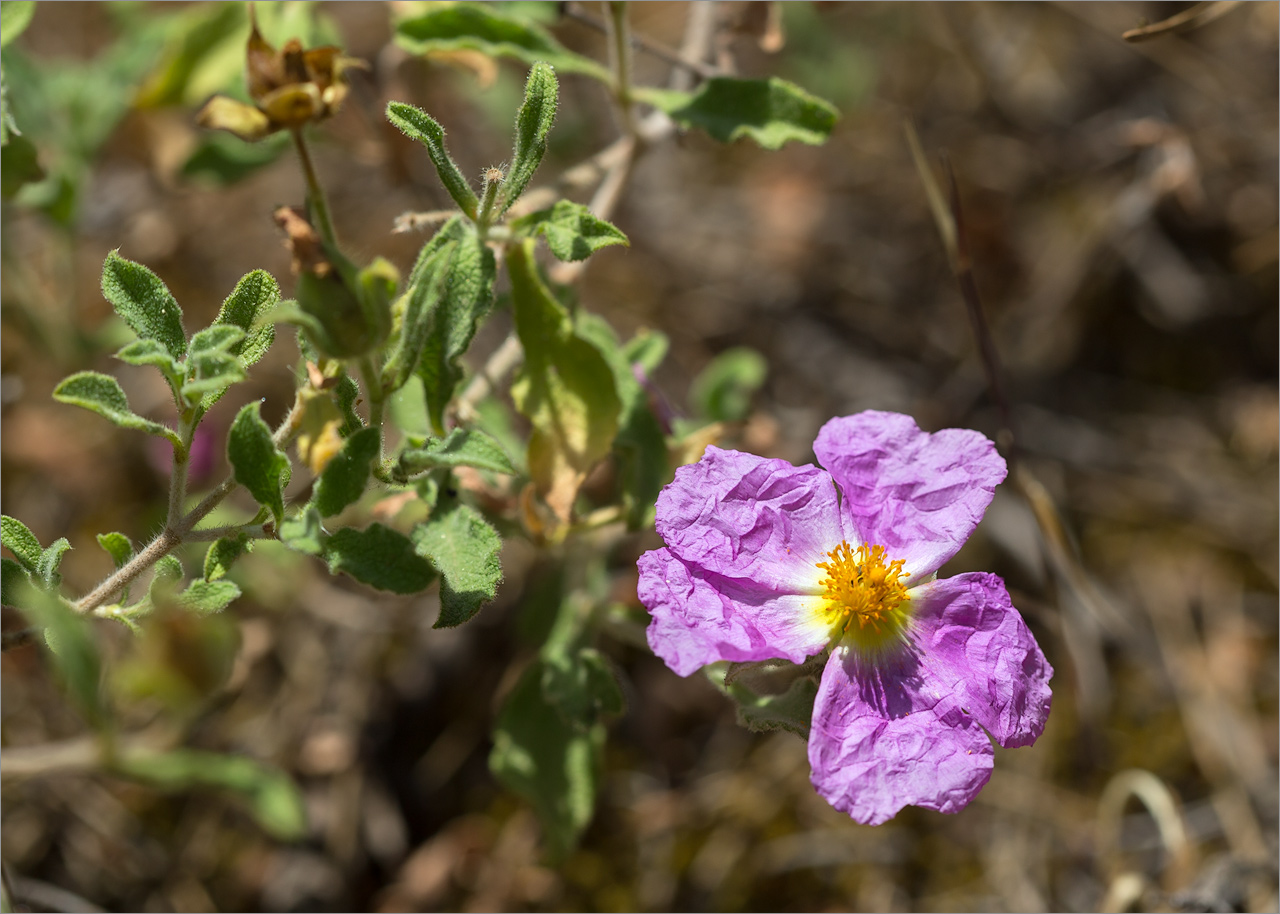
<box><xmin>1</xmin><ymin>514</ymin><xmax>43</xmax><ymax>574</ymax></box>
<box><xmin>635</xmin><ymin>77</ymin><xmax>839</xmax><ymax>149</ymax></box>
<box><xmin>176</xmin><ymin>579</ymin><xmax>241</xmax><ymax>615</ymax></box>
<box><xmin>384</xmin><ymin>227</ymin><xmax>457</xmax><ymax>394</ymax></box>
<box><xmin>575</xmin><ymin>314</ymin><xmax>668</xmax><ymax>530</ymax></box>
<box><xmin>100</xmin><ymin>251</ymin><xmax>188</xmax><ymax>359</ymax></box>
<box><xmin>729</xmin><ymin>675</ymin><xmax>819</xmax><ymax>737</ymax></box>
<box><xmin>2</xmin><ymin>135</ymin><xmax>45</xmax><ymax>196</ymax></box>
<box><xmin>188</xmin><ymin>324</ymin><xmax>245</xmax><ymax>355</ymax></box>
<box><xmin>412</xmin><ymin>501</ymin><xmax>502</xmax><ymax>628</ymax></box>
<box><xmin>113</xmin><ymin>749</ymin><xmax>307</xmax><ymax>841</ymax></box>
<box><xmin>96</xmin><ymin>533</ymin><xmax>134</xmax><ymax>569</ymax></box>
<box><xmin>397</xmin><ymin>428</ymin><xmax>517</xmax><ymax>479</ymax></box>
<box><xmin>149</xmin><ymin>555</ymin><xmax>184</xmax><ymax>602</ymax></box>
<box><xmin>691</xmin><ymin>346</ymin><xmax>767</xmax><ymax>423</ymax></box>
<box><xmin>514</xmin><ymin>200</ymin><xmax>628</xmax><ymax>263</ymax></box>
<box><xmin>508</xmin><ymin>240</ymin><xmax>620</xmax><ymax>524</ymax></box>
<box><xmin>395</xmin><ymin>3</ymin><xmax>609</xmax><ymax>81</ymax></box>
<box><xmin>413</xmin><ymin>220</ymin><xmax>496</xmax><ymax>434</ymax></box>
<box><xmin>498</xmin><ymin>62</ymin><xmax>558</xmax><ymax>216</ymax></box>
<box><xmin>211</xmin><ymin>269</ymin><xmax>278</xmax><ymax>371</ymax></box>
<box><xmin>18</xmin><ymin>585</ymin><xmax>106</xmax><ymax>727</ymax></box>
<box><xmin>183</xmin><ymin>324</ymin><xmax>248</xmax><ymax>399</ymax></box>
<box><xmin>324</xmin><ymin>524</ymin><xmax>436</xmax><ymax>595</ymax></box>
<box><xmin>313</xmin><ymin>427</ymin><xmax>380</xmax><ymax>518</ymax></box>
<box><xmin>0</xmin><ymin>2</ymin><xmax>36</xmax><ymax>49</ymax></box>
<box><xmin>1</xmin><ymin>557</ymin><xmax>29</xmax><ymax>606</ymax></box>
<box><xmin>203</xmin><ymin>533</ymin><xmax>252</xmax><ymax>582</ymax></box>
<box><xmin>37</xmin><ymin>537</ymin><xmax>71</xmax><ymax>588</ymax></box>
<box><xmin>490</xmin><ymin>660</ymin><xmax>604</xmax><ymax>862</ymax></box>
<box><xmin>227</xmin><ymin>402</ymin><xmax>289</xmax><ymax>527</ymax></box>
<box><xmin>53</xmin><ymin>372</ymin><xmax>183</xmax><ymax>448</ymax></box>
<box><xmin>279</xmin><ymin>506</ymin><xmax>325</xmax><ymax>557</ymax></box>
<box><xmin>334</xmin><ymin>374</ymin><xmax>364</xmax><ymax>437</ymax></box>
<box><xmin>116</xmin><ymin>339</ymin><xmax>182</xmax><ymax>385</ymax></box>
<box><xmin>386</xmin><ymin>102</ymin><xmax>479</xmax><ymax>219</ymax></box>
<box><xmin>542</xmin><ymin>647</ymin><xmax>625</xmax><ymax>731</ymax></box>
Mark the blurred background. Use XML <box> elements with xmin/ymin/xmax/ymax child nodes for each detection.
<box><xmin>1</xmin><ymin>2</ymin><xmax>1276</xmax><ymax>911</ymax></box>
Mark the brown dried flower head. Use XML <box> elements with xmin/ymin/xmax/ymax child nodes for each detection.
<box><xmin>197</xmin><ymin>9</ymin><xmax>362</xmax><ymax>141</ymax></box>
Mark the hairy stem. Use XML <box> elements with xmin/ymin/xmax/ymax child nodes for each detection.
<box><xmin>73</xmin><ymin>395</ymin><xmax>306</xmax><ymax>615</ymax></box>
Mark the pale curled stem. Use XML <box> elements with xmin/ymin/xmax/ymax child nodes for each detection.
<box><xmin>562</xmin><ymin>1</ymin><xmax>721</xmax><ymax>80</ymax></box>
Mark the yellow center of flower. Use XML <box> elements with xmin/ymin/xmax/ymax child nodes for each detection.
<box><xmin>815</xmin><ymin>542</ymin><xmax>911</xmax><ymax>653</ymax></box>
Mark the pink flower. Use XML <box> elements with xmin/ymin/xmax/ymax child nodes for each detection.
<box><xmin>638</xmin><ymin>410</ymin><xmax>1053</xmax><ymax>825</ymax></box>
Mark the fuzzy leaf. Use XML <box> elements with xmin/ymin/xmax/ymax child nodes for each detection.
<box><xmin>113</xmin><ymin>749</ymin><xmax>306</xmax><ymax>841</ymax></box>
<box><xmin>53</xmin><ymin>372</ymin><xmax>182</xmax><ymax>448</ymax></box>
<box><xmin>184</xmin><ymin>325</ymin><xmax>248</xmax><ymax>399</ymax></box>
<box><xmin>100</xmin><ymin>251</ymin><xmax>187</xmax><ymax>359</ymax></box>
<box><xmin>189</xmin><ymin>324</ymin><xmax>246</xmax><ymax>355</ymax></box>
<box><xmin>541</xmin><ymin>647</ymin><xmax>625</xmax><ymax>731</ymax></box>
<box><xmin>150</xmin><ymin>555</ymin><xmax>184</xmax><ymax>599</ymax></box>
<box><xmin>395</xmin><ymin>3</ymin><xmax>608</xmax><ymax>81</ymax></box>
<box><xmin>1</xmin><ymin>557</ymin><xmax>29</xmax><ymax>606</ymax></box>
<box><xmin>96</xmin><ymin>532</ymin><xmax>134</xmax><ymax>569</ymax></box>
<box><xmin>412</xmin><ymin>501</ymin><xmax>502</xmax><ymax>628</ymax></box>
<box><xmin>575</xmin><ymin>314</ymin><xmax>668</xmax><ymax>530</ymax></box>
<box><xmin>635</xmin><ymin>77</ymin><xmax>838</xmax><ymax>149</ymax></box>
<box><xmin>729</xmin><ymin>675</ymin><xmax>819</xmax><ymax>737</ymax></box>
<box><xmin>115</xmin><ymin>338</ymin><xmax>182</xmax><ymax>383</ymax></box>
<box><xmin>227</xmin><ymin>402</ymin><xmax>289</xmax><ymax>527</ymax></box>
<box><xmin>1</xmin><ymin>514</ymin><xmax>42</xmax><ymax>574</ymax></box>
<box><xmin>210</xmin><ymin>269</ymin><xmax>279</xmax><ymax>377</ymax></box>
<box><xmin>690</xmin><ymin>346</ymin><xmax>767</xmax><ymax>423</ymax></box>
<box><xmin>513</xmin><ymin>200</ymin><xmax>628</xmax><ymax>262</ymax></box>
<box><xmin>622</xmin><ymin>328</ymin><xmax>669</xmax><ymax>375</ymax></box>
<box><xmin>490</xmin><ymin>660</ymin><xmax>603</xmax><ymax>862</ymax></box>
<box><xmin>175</xmin><ymin>579</ymin><xmax>241</xmax><ymax>615</ymax></box>
<box><xmin>313</xmin><ymin>427</ymin><xmax>380</xmax><ymax>518</ymax></box>
<box><xmin>324</xmin><ymin>524</ymin><xmax>436</xmax><ymax>594</ymax></box>
<box><xmin>397</xmin><ymin>428</ymin><xmax>517</xmax><ymax>479</ymax></box>
<box><xmin>37</xmin><ymin>538</ymin><xmax>71</xmax><ymax>588</ymax></box>
<box><xmin>498</xmin><ymin>61</ymin><xmax>558</xmax><ymax>215</ymax></box>
<box><xmin>279</xmin><ymin>506</ymin><xmax>325</xmax><ymax>557</ymax></box>
<box><xmin>18</xmin><ymin>585</ymin><xmax>106</xmax><ymax>727</ymax></box>
<box><xmin>508</xmin><ymin>241</ymin><xmax>620</xmax><ymax>524</ymax></box>
<box><xmin>386</xmin><ymin>101</ymin><xmax>479</xmax><ymax>218</ymax></box>
<box><xmin>0</xmin><ymin>2</ymin><xmax>35</xmax><ymax>49</ymax></box>
<box><xmin>383</xmin><ymin>226</ymin><xmax>456</xmax><ymax>393</ymax></box>
<box><xmin>203</xmin><ymin>533</ymin><xmax>252</xmax><ymax>582</ymax></box>
<box><xmin>181</xmin><ymin>352</ymin><xmax>245</xmax><ymax>397</ymax></box>
<box><xmin>335</xmin><ymin>374</ymin><xmax>364</xmax><ymax>437</ymax></box>
<box><xmin>413</xmin><ymin>221</ymin><xmax>496</xmax><ymax>434</ymax></box>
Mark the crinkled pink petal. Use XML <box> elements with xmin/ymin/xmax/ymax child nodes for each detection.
<box><xmin>639</xmin><ymin>548</ymin><xmax>830</xmax><ymax>677</ymax></box>
<box><xmin>808</xmin><ymin>647</ymin><xmax>993</xmax><ymax>825</ymax></box>
<box><xmin>813</xmin><ymin>412</ymin><xmax>1006</xmax><ymax>580</ymax></box>
<box><xmin>908</xmin><ymin>573</ymin><xmax>1053</xmax><ymax>748</ymax></box>
<box><xmin>655</xmin><ymin>446</ymin><xmax>847</xmax><ymax>592</ymax></box>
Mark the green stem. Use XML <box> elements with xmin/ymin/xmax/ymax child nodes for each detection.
<box><xmin>359</xmin><ymin>354</ymin><xmax>386</xmax><ymax>432</ymax></box>
<box><xmin>475</xmin><ymin>169</ymin><xmax>503</xmax><ymax>237</ymax></box>
<box><xmin>291</xmin><ymin>128</ymin><xmax>338</xmax><ymax>249</ymax></box>
<box><xmin>165</xmin><ymin>412</ymin><xmax>198</xmax><ymax>530</ymax></box>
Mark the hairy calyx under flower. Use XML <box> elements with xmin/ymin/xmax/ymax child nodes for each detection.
<box><xmin>816</xmin><ymin>542</ymin><xmax>910</xmax><ymax>650</ymax></box>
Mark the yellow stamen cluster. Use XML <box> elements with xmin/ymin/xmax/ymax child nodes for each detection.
<box><xmin>816</xmin><ymin>542</ymin><xmax>911</xmax><ymax>651</ymax></box>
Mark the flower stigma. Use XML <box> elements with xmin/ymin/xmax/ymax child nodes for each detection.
<box><xmin>815</xmin><ymin>542</ymin><xmax>911</xmax><ymax>653</ymax></box>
